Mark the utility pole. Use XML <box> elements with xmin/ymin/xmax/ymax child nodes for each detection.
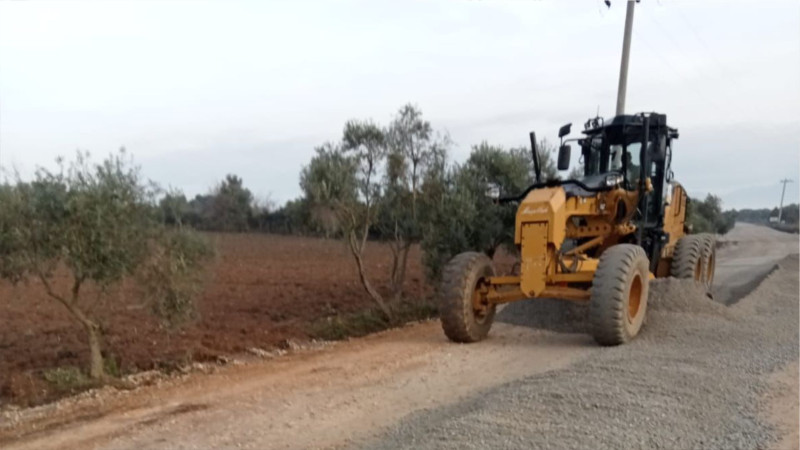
<box><xmin>778</xmin><ymin>178</ymin><xmax>793</xmax><ymax>223</ymax></box>
<box><xmin>616</xmin><ymin>0</ymin><xmax>637</xmax><ymax>115</ymax></box>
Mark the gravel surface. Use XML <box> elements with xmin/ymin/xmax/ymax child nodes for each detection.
<box><xmin>363</xmin><ymin>255</ymin><xmax>799</xmax><ymax>450</ymax></box>
<box><xmin>497</xmin><ymin>259</ymin><xmax>761</xmax><ymax>336</ymax></box>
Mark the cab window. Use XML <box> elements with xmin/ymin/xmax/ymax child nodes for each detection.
<box><xmin>623</xmin><ymin>142</ymin><xmax>642</xmax><ymax>185</ymax></box>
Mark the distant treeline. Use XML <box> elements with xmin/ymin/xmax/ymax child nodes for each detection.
<box><xmin>735</xmin><ymin>204</ymin><xmax>799</xmax><ymax>225</ymax></box>
<box><xmin>159</xmin><ymin>174</ymin><xmax>282</xmax><ymax>233</ymax></box>
<box><xmin>735</xmin><ymin>203</ymin><xmax>800</xmax><ymax>233</ymax></box>
<box><xmin>159</xmin><ymin>179</ymin><xmax>340</xmax><ymax>236</ymax></box>
<box><xmin>685</xmin><ymin>200</ymin><xmax>799</xmax><ymax>235</ymax></box>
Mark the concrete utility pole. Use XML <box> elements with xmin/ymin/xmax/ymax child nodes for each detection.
<box><xmin>778</xmin><ymin>178</ymin><xmax>793</xmax><ymax>223</ymax></box>
<box><xmin>616</xmin><ymin>0</ymin><xmax>637</xmax><ymax>116</ymax></box>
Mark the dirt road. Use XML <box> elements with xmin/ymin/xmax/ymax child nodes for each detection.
<box><xmin>1</xmin><ymin>223</ymin><xmax>797</xmax><ymax>449</ymax></box>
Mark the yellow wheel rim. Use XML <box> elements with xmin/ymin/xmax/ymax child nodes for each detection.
<box><xmin>628</xmin><ymin>274</ymin><xmax>643</xmax><ymax>322</ymax></box>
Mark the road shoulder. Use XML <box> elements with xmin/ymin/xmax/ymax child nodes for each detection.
<box><xmin>764</xmin><ymin>361</ymin><xmax>799</xmax><ymax>450</ymax></box>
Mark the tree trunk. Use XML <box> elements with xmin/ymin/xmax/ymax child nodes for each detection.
<box><xmin>347</xmin><ymin>231</ymin><xmax>393</xmax><ymax>321</ymax></box>
<box><xmin>389</xmin><ymin>243</ymin><xmax>400</xmax><ymax>295</ymax></box>
<box><xmin>40</xmin><ymin>275</ymin><xmax>106</xmax><ymax>379</ymax></box>
<box><xmin>388</xmin><ymin>220</ymin><xmax>402</xmax><ymax>300</ymax></box>
<box><xmin>391</xmin><ymin>243</ymin><xmax>412</xmax><ymax>302</ymax></box>
<box><xmin>85</xmin><ymin>321</ymin><xmax>105</xmax><ymax>379</ymax></box>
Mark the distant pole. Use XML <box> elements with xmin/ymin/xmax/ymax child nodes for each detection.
<box><xmin>778</xmin><ymin>178</ymin><xmax>793</xmax><ymax>223</ymax></box>
<box><xmin>616</xmin><ymin>0</ymin><xmax>636</xmax><ymax>116</ymax></box>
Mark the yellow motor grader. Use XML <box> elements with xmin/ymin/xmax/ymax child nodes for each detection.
<box><xmin>439</xmin><ymin>113</ymin><xmax>716</xmax><ymax>345</ymax></box>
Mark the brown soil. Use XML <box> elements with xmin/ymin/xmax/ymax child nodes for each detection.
<box><xmin>0</xmin><ymin>233</ymin><xmax>435</xmax><ymax>406</ymax></box>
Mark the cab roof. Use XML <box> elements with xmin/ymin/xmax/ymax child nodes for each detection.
<box><xmin>582</xmin><ymin>113</ymin><xmax>679</xmax><ymax>139</ymax></box>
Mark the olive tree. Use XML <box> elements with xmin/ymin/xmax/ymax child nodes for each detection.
<box><xmin>538</xmin><ymin>138</ymin><xmax>561</xmax><ymax>181</ymax></box>
<box><xmin>0</xmin><ymin>151</ymin><xmax>211</xmax><ymax>379</ymax></box>
<box><xmin>208</xmin><ymin>174</ymin><xmax>254</xmax><ymax>232</ymax></box>
<box><xmin>159</xmin><ymin>189</ymin><xmax>190</xmax><ymax>226</ymax></box>
<box><xmin>300</xmin><ymin>134</ymin><xmax>395</xmax><ymax>319</ymax></box>
<box><xmin>338</xmin><ymin>120</ymin><xmax>395</xmax><ymax>318</ymax></box>
<box><xmin>300</xmin><ymin>106</ymin><xmax>453</xmax><ymax>317</ymax></box>
<box><xmin>687</xmin><ymin>194</ymin><xmax>736</xmax><ymax>235</ymax></box>
<box><xmin>421</xmin><ymin>141</ymin><xmax>558</xmax><ymax>281</ymax></box>
<box><xmin>379</xmin><ymin>104</ymin><xmax>449</xmax><ymax>300</ymax></box>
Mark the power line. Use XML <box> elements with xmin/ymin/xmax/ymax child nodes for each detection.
<box><xmin>628</xmin><ymin>4</ymin><xmax>771</xmax><ymax>131</ymax></box>
<box><xmin>652</xmin><ymin>1</ymin><xmax>774</xmax><ymax>120</ymax></box>
<box><xmin>673</xmin><ymin>2</ymin><xmax>777</xmax><ymax>121</ymax></box>
<box><xmin>672</xmin><ymin>5</ymin><xmax>714</xmax><ymax>54</ymax></box>
<box><xmin>629</xmin><ymin>28</ymin><xmax>731</xmax><ymax>119</ymax></box>
<box><xmin>640</xmin><ymin>5</ymin><xmax>716</xmax><ymax>86</ymax></box>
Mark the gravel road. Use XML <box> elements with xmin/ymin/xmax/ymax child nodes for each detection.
<box><xmin>365</xmin><ymin>224</ymin><xmax>799</xmax><ymax>450</ymax></box>
<box><xmin>1</xmin><ymin>223</ymin><xmax>796</xmax><ymax>450</ymax></box>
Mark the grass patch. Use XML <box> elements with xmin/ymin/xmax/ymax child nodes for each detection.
<box><xmin>311</xmin><ymin>299</ymin><xmax>438</xmax><ymax>341</ymax></box>
<box><xmin>42</xmin><ymin>366</ymin><xmax>94</xmax><ymax>393</ymax></box>
<box><xmin>104</xmin><ymin>354</ymin><xmax>122</xmax><ymax>378</ymax></box>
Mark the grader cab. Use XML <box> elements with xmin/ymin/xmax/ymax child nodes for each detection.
<box><xmin>439</xmin><ymin>112</ymin><xmax>716</xmax><ymax>345</ymax></box>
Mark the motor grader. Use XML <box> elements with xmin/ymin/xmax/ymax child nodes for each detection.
<box><xmin>439</xmin><ymin>112</ymin><xmax>716</xmax><ymax>345</ymax></box>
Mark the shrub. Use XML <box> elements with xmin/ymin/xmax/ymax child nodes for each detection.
<box><xmin>687</xmin><ymin>194</ymin><xmax>736</xmax><ymax>235</ymax></box>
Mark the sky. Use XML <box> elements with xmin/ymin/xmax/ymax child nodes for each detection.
<box><xmin>0</xmin><ymin>0</ymin><xmax>798</xmax><ymax>210</ymax></box>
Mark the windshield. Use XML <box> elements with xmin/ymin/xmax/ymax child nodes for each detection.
<box><xmin>575</xmin><ymin>134</ymin><xmax>644</xmax><ymax>189</ymax></box>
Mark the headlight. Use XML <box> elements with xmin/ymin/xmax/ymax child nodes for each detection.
<box><xmin>605</xmin><ymin>174</ymin><xmax>623</xmax><ymax>187</ymax></box>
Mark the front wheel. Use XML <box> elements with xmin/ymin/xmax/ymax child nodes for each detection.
<box><xmin>589</xmin><ymin>244</ymin><xmax>650</xmax><ymax>346</ymax></box>
<box><xmin>439</xmin><ymin>252</ymin><xmax>496</xmax><ymax>343</ymax></box>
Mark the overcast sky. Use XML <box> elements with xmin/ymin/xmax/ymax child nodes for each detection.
<box><xmin>0</xmin><ymin>0</ymin><xmax>798</xmax><ymax>209</ymax></box>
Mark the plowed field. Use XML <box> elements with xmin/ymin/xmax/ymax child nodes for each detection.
<box><xmin>0</xmin><ymin>233</ymin><xmax>428</xmax><ymax>406</ymax></box>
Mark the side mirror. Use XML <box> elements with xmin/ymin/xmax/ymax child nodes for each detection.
<box><xmin>557</xmin><ymin>144</ymin><xmax>571</xmax><ymax>171</ymax></box>
<box><xmin>558</xmin><ymin>123</ymin><xmax>572</xmax><ymax>138</ymax></box>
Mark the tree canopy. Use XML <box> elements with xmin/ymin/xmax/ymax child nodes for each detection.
<box><xmin>686</xmin><ymin>194</ymin><xmax>736</xmax><ymax>235</ymax></box>
<box><xmin>0</xmin><ymin>151</ymin><xmax>212</xmax><ymax>379</ymax></box>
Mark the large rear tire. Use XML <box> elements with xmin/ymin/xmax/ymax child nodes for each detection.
<box><xmin>589</xmin><ymin>244</ymin><xmax>650</xmax><ymax>346</ymax></box>
<box><xmin>672</xmin><ymin>234</ymin><xmax>715</xmax><ymax>292</ymax></box>
<box><xmin>439</xmin><ymin>252</ymin><xmax>496</xmax><ymax>343</ymax></box>
<box><xmin>699</xmin><ymin>234</ymin><xmax>716</xmax><ymax>292</ymax></box>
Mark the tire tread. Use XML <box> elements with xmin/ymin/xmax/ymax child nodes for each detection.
<box><xmin>589</xmin><ymin>244</ymin><xmax>649</xmax><ymax>346</ymax></box>
<box><xmin>439</xmin><ymin>252</ymin><xmax>496</xmax><ymax>343</ymax></box>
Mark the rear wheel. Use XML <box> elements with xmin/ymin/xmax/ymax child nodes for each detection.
<box><xmin>699</xmin><ymin>234</ymin><xmax>716</xmax><ymax>291</ymax></box>
<box><xmin>439</xmin><ymin>252</ymin><xmax>496</xmax><ymax>343</ymax></box>
<box><xmin>672</xmin><ymin>234</ymin><xmax>714</xmax><ymax>293</ymax></box>
<box><xmin>589</xmin><ymin>244</ymin><xmax>650</xmax><ymax>346</ymax></box>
